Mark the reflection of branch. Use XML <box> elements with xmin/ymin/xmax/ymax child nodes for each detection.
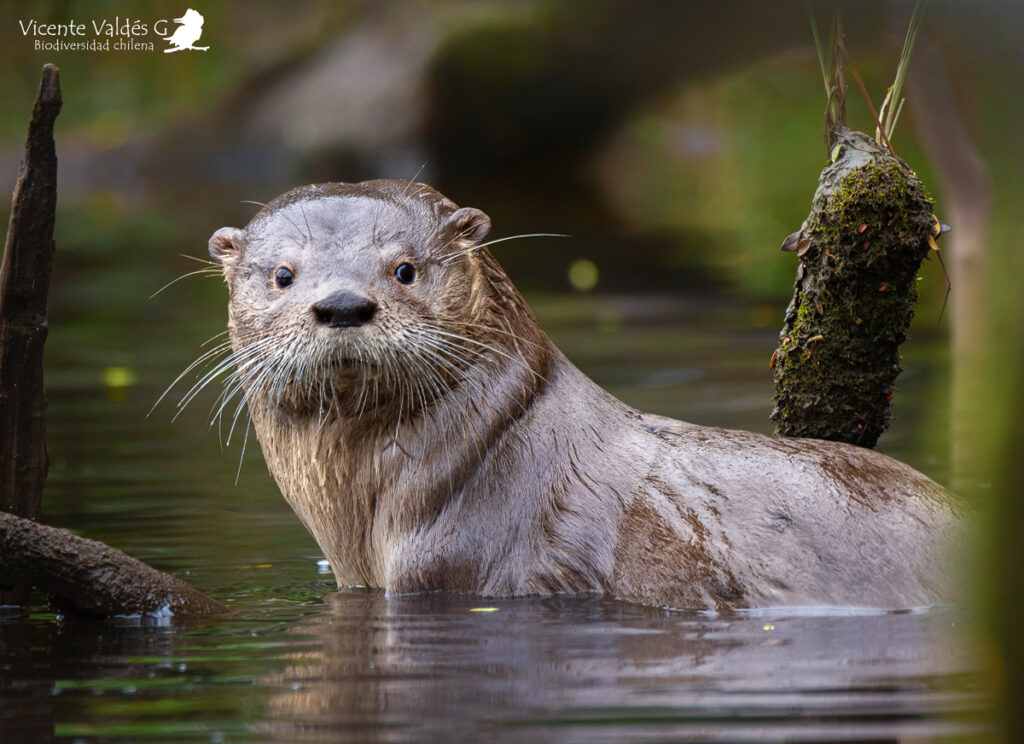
<box><xmin>0</xmin><ymin>512</ymin><xmax>231</xmax><ymax>617</ymax></box>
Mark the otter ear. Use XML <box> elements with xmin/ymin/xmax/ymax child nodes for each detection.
<box><xmin>209</xmin><ymin>227</ymin><xmax>243</xmax><ymax>266</ymax></box>
<box><xmin>449</xmin><ymin>207</ymin><xmax>491</xmax><ymax>245</ymax></box>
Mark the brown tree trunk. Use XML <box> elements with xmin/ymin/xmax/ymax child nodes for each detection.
<box><xmin>0</xmin><ymin>64</ymin><xmax>61</xmax><ymax>605</ymax></box>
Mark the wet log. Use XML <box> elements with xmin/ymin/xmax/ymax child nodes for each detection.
<box><xmin>0</xmin><ymin>512</ymin><xmax>231</xmax><ymax>617</ymax></box>
<box><xmin>771</xmin><ymin>126</ymin><xmax>937</xmax><ymax>448</ymax></box>
<box><xmin>0</xmin><ymin>64</ymin><xmax>60</xmax><ymax>522</ymax></box>
<box><xmin>0</xmin><ymin>64</ymin><xmax>61</xmax><ymax>606</ymax></box>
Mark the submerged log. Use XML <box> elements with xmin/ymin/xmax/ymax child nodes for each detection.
<box><xmin>0</xmin><ymin>512</ymin><xmax>231</xmax><ymax>617</ymax></box>
<box><xmin>771</xmin><ymin>127</ymin><xmax>937</xmax><ymax>448</ymax></box>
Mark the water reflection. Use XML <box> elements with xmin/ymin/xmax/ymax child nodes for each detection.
<box><xmin>260</xmin><ymin>593</ymin><xmax>984</xmax><ymax>743</ymax></box>
<box><xmin>0</xmin><ymin>294</ymin><xmax>974</xmax><ymax>741</ymax></box>
<box><xmin>1</xmin><ymin>613</ymin><xmax>179</xmax><ymax>742</ymax></box>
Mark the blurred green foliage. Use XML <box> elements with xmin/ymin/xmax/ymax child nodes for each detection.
<box><xmin>0</xmin><ymin>2</ymin><xmax>1021</xmax><ymax>737</ymax></box>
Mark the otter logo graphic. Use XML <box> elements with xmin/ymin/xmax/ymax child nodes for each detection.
<box><xmin>163</xmin><ymin>8</ymin><xmax>209</xmax><ymax>53</ymax></box>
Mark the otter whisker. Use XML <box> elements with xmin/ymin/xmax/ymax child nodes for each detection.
<box><xmin>408</xmin><ymin>328</ymin><xmax>535</xmax><ymax>426</ymax></box>
<box><xmin>386</xmin><ymin>343</ymin><xmax>407</xmax><ymax>459</ymax></box>
<box><xmin>244</xmin><ymin>199</ymin><xmax>311</xmax><ymax>248</ymax></box>
<box><xmin>405</xmin><ymin>369</ymin><xmax>433</xmax><ymax>462</ymax></box>
<box><xmin>230</xmin><ymin>339</ymin><xmax>294</xmax><ymax>446</ymax></box>
<box><xmin>351</xmin><ymin>343</ymin><xmax>368</xmax><ymax>418</ymax></box>
<box><xmin>406</xmin><ymin>327</ymin><xmax>487</xmax><ymax>383</ymax></box>
<box><xmin>382</xmin><ymin>345</ymin><xmax>421</xmax><ymax>462</ymax></box>
<box><xmin>178</xmin><ymin>253</ymin><xmax>220</xmax><ymax>266</ymax></box>
<box><xmin>222</xmin><ymin>345</ymin><xmax>290</xmax><ymax>439</ymax></box>
<box><xmin>405</xmin><ymin>342</ymin><xmax>487</xmax><ymax>466</ymax></box>
<box><xmin>317</xmin><ymin>346</ymin><xmax>337</xmax><ymax>425</ymax></box>
<box><xmin>299</xmin><ymin>203</ymin><xmax>315</xmax><ymax>245</ymax></box>
<box><xmin>427</xmin><ymin>328</ymin><xmax>546</xmax><ymax>383</ymax></box>
<box><xmin>261</xmin><ymin>336</ymin><xmax>300</xmax><ymax>412</ymax></box>
<box><xmin>224</xmin><ymin>365</ymin><xmax>266</xmax><ymax>444</ymax></box>
<box><xmin>278</xmin><ymin>210</ymin><xmax>312</xmax><ymax>248</ymax></box>
<box><xmin>393</xmin><ymin>353</ymin><xmax>436</xmax><ymax>465</ymax></box>
<box><xmin>407</xmin><ymin>185</ymin><xmax>431</xmax><ymax>202</ymax></box>
<box><xmin>401</xmin><ymin>342</ymin><xmax>447</xmax><ymax>411</ymax></box>
<box><xmin>400</xmin><ymin>335</ymin><xmax>462</xmax><ymax>399</ymax></box>
<box><xmin>445</xmin><ymin>319</ymin><xmax>548</xmax><ymax>353</ymax></box>
<box><xmin>201</xmin><ymin>329</ymin><xmax>231</xmax><ymax>348</ymax></box>
<box><xmin>441</xmin><ymin>233</ymin><xmax>570</xmax><ymax>265</ymax></box>
<box><xmin>408</xmin><ymin>328</ymin><xmax>479</xmax><ymax>366</ymax></box>
<box><xmin>262</xmin><ymin>335</ymin><xmax>293</xmax><ymax>407</ymax></box>
<box><xmin>235</xmin><ymin>418</ymin><xmax>251</xmax><ymax>485</ymax></box>
<box><xmin>314</xmin><ymin>351</ymin><xmax>327</xmax><ymax>432</ymax></box>
<box><xmin>226</xmin><ymin>383</ymin><xmax>252</xmax><ymax>446</ymax></box>
<box><xmin>401</xmin><ymin>163</ymin><xmax>428</xmax><ymax>196</ymax></box>
<box><xmin>413</xmin><ymin>333</ymin><xmax>509</xmax><ymax>417</ymax></box>
<box><xmin>406</xmin><ymin>343</ymin><xmax>478</xmax><ymax>403</ymax></box>
<box><xmin>183</xmin><ymin>337</ymin><xmax>279</xmax><ymax>421</ymax></box>
<box><xmin>404</xmin><ymin>328</ymin><xmax>513</xmax><ymax>441</ymax></box>
<box><xmin>310</xmin><ymin>335</ymin><xmax>344</xmax><ymax>433</ymax></box>
<box><xmin>209</xmin><ymin>376</ymin><xmax>255</xmax><ymax>434</ymax></box>
<box><xmin>436</xmin><ymin>225</ymin><xmax>478</xmax><ymax>255</ymax></box>
<box><xmin>224</xmin><ymin>356</ymin><xmax>271</xmax><ymax>444</ymax></box>
<box><xmin>209</xmin><ymin>343</ymin><xmax>277</xmax><ymax>425</ymax></box>
<box><xmin>149</xmin><ymin>267</ymin><xmax>221</xmax><ymax>299</ymax></box>
<box><xmin>474</xmin><ymin>233</ymin><xmax>570</xmax><ymax>251</ymax></box>
<box><xmin>211</xmin><ymin>378</ymin><xmax>243</xmax><ymax>432</ymax></box>
<box><xmin>150</xmin><ymin>340</ymin><xmax>234</xmax><ymax>417</ymax></box>
<box><xmin>390</xmin><ymin>414</ymin><xmax>402</xmax><ymax>458</ymax></box>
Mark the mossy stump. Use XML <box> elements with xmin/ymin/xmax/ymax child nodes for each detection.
<box><xmin>771</xmin><ymin>127</ymin><xmax>935</xmax><ymax>448</ymax></box>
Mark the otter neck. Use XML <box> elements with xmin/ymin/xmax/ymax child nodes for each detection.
<box><xmin>249</xmin><ymin>313</ymin><xmax>553</xmax><ymax>589</ymax></box>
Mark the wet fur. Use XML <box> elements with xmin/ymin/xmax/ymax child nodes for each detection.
<box><xmin>206</xmin><ymin>179</ymin><xmax>961</xmax><ymax>610</ymax></box>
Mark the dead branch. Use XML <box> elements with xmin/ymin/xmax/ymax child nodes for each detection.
<box><xmin>0</xmin><ymin>512</ymin><xmax>231</xmax><ymax>618</ymax></box>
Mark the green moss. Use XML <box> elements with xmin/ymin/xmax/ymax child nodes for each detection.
<box><xmin>771</xmin><ymin>128</ymin><xmax>935</xmax><ymax>447</ymax></box>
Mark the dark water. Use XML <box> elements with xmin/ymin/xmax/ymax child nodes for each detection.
<box><xmin>1</xmin><ymin>290</ymin><xmax>988</xmax><ymax>742</ymax></box>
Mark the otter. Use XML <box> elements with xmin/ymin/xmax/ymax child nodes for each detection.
<box><xmin>205</xmin><ymin>179</ymin><xmax>961</xmax><ymax>611</ymax></box>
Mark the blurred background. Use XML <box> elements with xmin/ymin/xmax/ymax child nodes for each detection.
<box><xmin>0</xmin><ymin>1</ymin><xmax>1021</xmax><ymax>740</ymax></box>
<box><xmin>0</xmin><ymin>0</ymin><xmax>1017</xmax><ymax>507</ymax></box>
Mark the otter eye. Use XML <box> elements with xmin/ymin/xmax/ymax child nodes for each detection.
<box><xmin>275</xmin><ymin>266</ymin><xmax>294</xmax><ymax>289</ymax></box>
<box><xmin>395</xmin><ymin>262</ymin><xmax>416</xmax><ymax>285</ymax></box>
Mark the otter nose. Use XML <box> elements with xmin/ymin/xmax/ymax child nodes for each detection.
<box><xmin>312</xmin><ymin>291</ymin><xmax>378</xmax><ymax>328</ymax></box>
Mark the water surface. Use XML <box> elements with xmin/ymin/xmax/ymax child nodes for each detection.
<box><xmin>1</xmin><ymin>290</ymin><xmax>986</xmax><ymax>742</ymax></box>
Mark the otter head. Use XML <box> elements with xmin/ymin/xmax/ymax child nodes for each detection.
<box><xmin>207</xmin><ymin>180</ymin><xmax>506</xmax><ymax>419</ymax></box>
